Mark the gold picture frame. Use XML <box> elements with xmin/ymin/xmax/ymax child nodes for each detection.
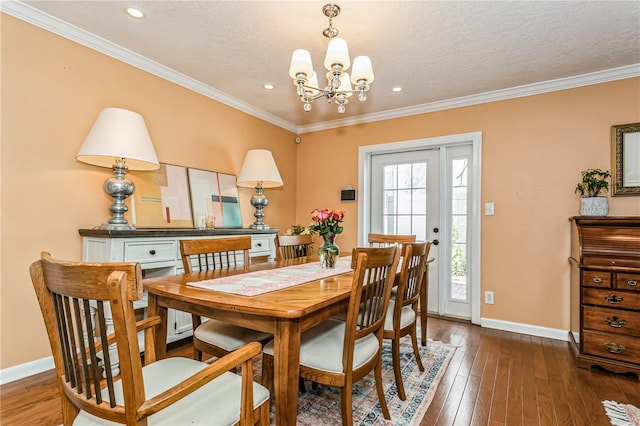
<box><xmin>611</xmin><ymin>122</ymin><xmax>640</xmax><ymax>196</ymax></box>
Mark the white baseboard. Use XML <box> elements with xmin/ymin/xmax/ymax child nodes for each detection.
<box><xmin>0</xmin><ymin>355</ymin><xmax>54</xmax><ymax>385</ymax></box>
<box><xmin>480</xmin><ymin>317</ymin><xmax>570</xmax><ymax>341</ymax></box>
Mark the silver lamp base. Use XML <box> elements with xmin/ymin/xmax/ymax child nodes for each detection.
<box><xmin>100</xmin><ymin>162</ymin><xmax>136</xmax><ymax>230</ymax></box>
<box><xmin>248</xmin><ymin>183</ymin><xmax>270</xmax><ymax>229</ymax></box>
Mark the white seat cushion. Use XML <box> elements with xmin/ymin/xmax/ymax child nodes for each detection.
<box><xmin>264</xmin><ymin>318</ymin><xmax>379</xmax><ymax>374</ymax></box>
<box><xmin>384</xmin><ymin>299</ymin><xmax>416</xmax><ymax>331</ymax></box>
<box><xmin>73</xmin><ymin>357</ymin><xmax>270</xmax><ymax>425</ymax></box>
<box><xmin>196</xmin><ymin>319</ymin><xmax>272</xmax><ymax>352</ymax></box>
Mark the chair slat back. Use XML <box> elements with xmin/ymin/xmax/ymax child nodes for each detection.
<box><xmin>30</xmin><ymin>252</ymin><xmax>146</xmax><ymax>425</ymax></box>
<box><xmin>396</xmin><ymin>242</ymin><xmax>431</xmax><ymax>309</ymax></box>
<box><xmin>367</xmin><ymin>233</ymin><xmax>416</xmax><ymax>247</ymax></box>
<box><xmin>180</xmin><ymin>236</ymin><xmax>251</xmax><ymax>273</ymax></box>
<box><xmin>345</xmin><ymin>246</ymin><xmax>400</xmax><ymax>357</ymax></box>
<box><xmin>275</xmin><ymin>234</ymin><xmax>314</xmax><ymax>260</ymax></box>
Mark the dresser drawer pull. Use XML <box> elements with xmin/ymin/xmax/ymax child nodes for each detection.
<box><xmin>256</xmin><ymin>243</ymin><xmax>262</xmax><ymax>247</ymax></box>
<box><xmin>604</xmin><ymin>294</ymin><xmax>623</xmax><ymax>304</ymax></box>
<box><xmin>149</xmin><ymin>250</ymin><xmax>156</xmax><ymax>255</ymax></box>
<box><xmin>604</xmin><ymin>316</ymin><xmax>626</xmax><ymax>328</ymax></box>
<box><xmin>591</xmin><ymin>276</ymin><xmax>603</xmax><ymax>283</ymax></box>
<box><xmin>627</xmin><ymin>280</ymin><xmax>638</xmax><ymax>286</ymax></box>
<box><xmin>603</xmin><ymin>342</ymin><xmax>625</xmax><ymax>354</ymax></box>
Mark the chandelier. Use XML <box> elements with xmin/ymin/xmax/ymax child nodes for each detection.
<box><xmin>288</xmin><ymin>3</ymin><xmax>374</xmax><ymax>114</ymax></box>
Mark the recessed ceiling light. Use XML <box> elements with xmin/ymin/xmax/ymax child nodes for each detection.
<box><xmin>125</xmin><ymin>7</ymin><xmax>145</xmax><ymax>19</ymax></box>
<box><xmin>263</xmin><ymin>84</ymin><xmax>275</xmax><ymax>90</ymax></box>
<box><xmin>392</xmin><ymin>87</ymin><xmax>403</xmax><ymax>92</ymax></box>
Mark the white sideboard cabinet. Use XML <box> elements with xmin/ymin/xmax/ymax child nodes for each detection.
<box><xmin>79</xmin><ymin>227</ymin><xmax>278</xmax><ymax>343</ymax></box>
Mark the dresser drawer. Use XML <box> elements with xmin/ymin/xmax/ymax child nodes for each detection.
<box><xmin>617</xmin><ymin>273</ymin><xmax>640</xmax><ymax>292</ymax></box>
<box><xmin>124</xmin><ymin>240</ymin><xmax>177</xmax><ymax>264</ymax></box>
<box><xmin>582</xmin><ymin>270</ymin><xmax>611</xmax><ymax>288</ymax></box>
<box><xmin>250</xmin><ymin>235</ymin><xmax>272</xmax><ymax>257</ymax></box>
<box><xmin>583</xmin><ymin>306</ymin><xmax>640</xmax><ymax>338</ymax></box>
<box><xmin>582</xmin><ymin>287</ymin><xmax>640</xmax><ymax>310</ymax></box>
<box><xmin>582</xmin><ymin>330</ymin><xmax>640</xmax><ymax>365</ymax></box>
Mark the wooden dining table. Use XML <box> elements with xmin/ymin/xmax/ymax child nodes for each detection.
<box><xmin>143</xmin><ymin>257</ymin><xmax>354</xmax><ymax>426</ymax></box>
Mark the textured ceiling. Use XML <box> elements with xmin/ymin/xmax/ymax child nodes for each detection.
<box><xmin>8</xmin><ymin>1</ymin><xmax>640</xmax><ymax>132</ymax></box>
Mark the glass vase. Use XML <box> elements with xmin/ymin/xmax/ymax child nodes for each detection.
<box><xmin>318</xmin><ymin>233</ymin><xmax>339</xmax><ymax>269</ymax></box>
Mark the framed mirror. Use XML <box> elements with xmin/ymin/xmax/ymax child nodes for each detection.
<box><xmin>611</xmin><ymin>122</ymin><xmax>640</xmax><ymax>196</ymax></box>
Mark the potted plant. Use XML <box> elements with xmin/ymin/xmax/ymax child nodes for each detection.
<box><xmin>575</xmin><ymin>168</ymin><xmax>611</xmax><ymax>216</ymax></box>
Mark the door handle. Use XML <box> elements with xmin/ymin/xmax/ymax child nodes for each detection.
<box><xmin>432</xmin><ymin>239</ymin><xmax>439</xmax><ymax>246</ymax></box>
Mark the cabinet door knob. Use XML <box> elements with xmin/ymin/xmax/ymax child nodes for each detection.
<box><xmin>591</xmin><ymin>276</ymin><xmax>602</xmax><ymax>283</ymax></box>
<box><xmin>604</xmin><ymin>316</ymin><xmax>626</xmax><ymax>328</ymax></box>
<box><xmin>627</xmin><ymin>280</ymin><xmax>637</xmax><ymax>286</ymax></box>
<box><xmin>149</xmin><ymin>250</ymin><xmax>156</xmax><ymax>255</ymax></box>
<box><xmin>604</xmin><ymin>294</ymin><xmax>623</xmax><ymax>304</ymax></box>
<box><xmin>603</xmin><ymin>342</ymin><xmax>625</xmax><ymax>354</ymax></box>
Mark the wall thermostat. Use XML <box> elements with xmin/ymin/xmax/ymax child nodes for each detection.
<box><xmin>340</xmin><ymin>185</ymin><xmax>357</xmax><ymax>202</ymax></box>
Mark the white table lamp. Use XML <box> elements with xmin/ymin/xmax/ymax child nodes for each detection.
<box><xmin>237</xmin><ymin>149</ymin><xmax>283</xmax><ymax>229</ymax></box>
<box><xmin>76</xmin><ymin>107</ymin><xmax>160</xmax><ymax>230</ymax></box>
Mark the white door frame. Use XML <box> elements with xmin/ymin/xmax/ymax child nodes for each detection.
<box><xmin>357</xmin><ymin>132</ymin><xmax>482</xmax><ymax>325</ymax></box>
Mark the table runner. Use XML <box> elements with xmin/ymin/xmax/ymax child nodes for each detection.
<box><xmin>186</xmin><ymin>256</ymin><xmax>353</xmax><ymax>296</ymax></box>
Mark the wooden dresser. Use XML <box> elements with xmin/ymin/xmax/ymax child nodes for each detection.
<box><xmin>569</xmin><ymin>216</ymin><xmax>640</xmax><ymax>377</ymax></box>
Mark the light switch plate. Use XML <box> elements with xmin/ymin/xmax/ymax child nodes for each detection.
<box><xmin>485</xmin><ymin>202</ymin><xmax>495</xmax><ymax>216</ymax></box>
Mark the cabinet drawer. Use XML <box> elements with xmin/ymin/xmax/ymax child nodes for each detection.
<box><xmin>582</xmin><ymin>287</ymin><xmax>640</xmax><ymax>310</ymax></box>
<box><xmin>582</xmin><ymin>270</ymin><xmax>611</xmax><ymax>288</ymax></box>
<box><xmin>124</xmin><ymin>241</ymin><xmax>177</xmax><ymax>264</ymax></box>
<box><xmin>582</xmin><ymin>330</ymin><xmax>640</xmax><ymax>365</ymax></box>
<box><xmin>583</xmin><ymin>306</ymin><xmax>640</xmax><ymax>338</ymax></box>
<box><xmin>617</xmin><ymin>273</ymin><xmax>640</xmax><ymax>292</ymax></box>
<box><xmin>250</xmin><ymin>236</ymin><xmax>272</xmax><ymax>256</ymax></box>
<box><xmin>583</xmin><ymin>256</ymin><xmax>640</xmax><ymax>269</ymax></box>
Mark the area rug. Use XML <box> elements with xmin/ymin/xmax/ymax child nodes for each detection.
<box><xmin>603</xmin><ymin>400</ymin><xmax>640</xmax><ymax>426</ymax></box>
<box><xmin>268</xmin><ymin>338</ymin><xmax>456</xmax><ymax>425</ymax></box>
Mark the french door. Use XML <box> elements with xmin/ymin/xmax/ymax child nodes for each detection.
<box><xmin>359</xmin><ymin>133</ymin><xmax>481</xmax><ymax>323</ymax></box>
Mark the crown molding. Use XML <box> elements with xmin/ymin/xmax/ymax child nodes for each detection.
<box><xmin>3</xmin><ymin>1</ymin><xmax>638</xmax><ymax>136</ymax></box>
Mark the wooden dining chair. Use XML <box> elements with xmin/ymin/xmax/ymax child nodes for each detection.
<box><xmin>383</xmin><ymin>241</ymin><xmax>431</xmax><ymax>400</ymax></box>
<box><xmin>29</xmin><ymin>252</ymin><xmax>270</xmax><ymax>426</ymax></box>
<box><xmin>368</xmin><ymin>232</ymin><xmax>416</xmax><ymax>247</ymax></box>
<box><xmin>275</xmin><ymin>234</ymin><xmax>314</xmax><ymax>260</ymax></box>
<box><xmin>180</xmin><ymin>237</ymin><xmax>272</xmax><ymax>361</ymax></box>
<box><xmin>262</xmin><ymin>246</ymin><xmax>401</xmax><ymax>425</ymax></box>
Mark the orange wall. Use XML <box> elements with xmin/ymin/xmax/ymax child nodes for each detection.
<box><xmin>1</xmin><ymin>15</ymin><xmax>297</xmax><ymax>369</ymax></box>
<box><xmin>2</xmin><ymin>14</ymin><xmax>640</xmax><ymax>372</ymax></box>
<box><xmin>296</xmin><ymin>80</ymin><xmax>640</xmax><ymax>330</ymax></box>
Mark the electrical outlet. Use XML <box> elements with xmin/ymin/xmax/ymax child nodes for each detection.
<box><xmin>484</xmin><ymin>291</ymin><xmax>495</xmax><ymax>304</ymax></box>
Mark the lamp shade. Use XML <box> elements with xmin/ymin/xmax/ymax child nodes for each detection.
<box><xmin>237</xmin><ymin>149</ymin><xmax>283</xmax><ymax>188</ymax></box>
<box><xmin>76</xmin><ymin>107</ymin><xmax>159</xmax><ymax>171</ymax></box>
<box><xmin>289</xmin><ymin>49</ymin><xmax>314</xmax><ymax>79</ymax></box>
<box><xmin>351</xmin><ymin>56</ymin><xmax>375</xmax><ymax>84</ymax></box>
<box><xmin>324</xmin><ymin>37</ymin><xmax>350</xmax><ymax>71</ymax></box>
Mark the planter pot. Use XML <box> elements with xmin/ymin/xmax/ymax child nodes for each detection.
<box><xmin>580</xmin><ymin>197</ymin><xmax>609</xmax><ymax>216</ymax></box>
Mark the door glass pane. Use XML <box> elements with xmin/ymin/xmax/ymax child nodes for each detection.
<box><xmin>450</xmin><ymin>158</ymin><xmax>468</xmax><ymax>301</ymax></box>
<box><xmin>380</xmin><ymin>160</ymin><xmax>429</xmax><ymax>238</ymax></box>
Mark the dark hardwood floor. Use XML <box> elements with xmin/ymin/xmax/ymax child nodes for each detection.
<box><xmin>1</xmin><ymin>317</ymin><xmax>637</xmax><ymax>425</ymax></box>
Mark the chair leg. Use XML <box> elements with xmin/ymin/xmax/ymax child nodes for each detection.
<box><xmin>340</xmin><ymin>383</ymin><xmax>353</xmax><ymax>426</ymax></box>
<box><xmin>261</xmin><ymin>353</ymin><xmax>274</xmax><ymax>395</ymax></box>
<box><xmin>257</xmin><ymin>400</ymin><xmax>270</xmax><ymax>425</ymax></box>
<box><xmin>374</xmin><ymin>359</ymin><xmax>391</xmax><ymax>420</ymax></box>
<box><xmin>299</xmin><ymin>377</ymin><xmax>307</xmax><ymax>393</ymax></box>
<box><xmin>410</xmin><ymin>327</ymin><xmax>424</xmax><ymax>371</ymax></box>
<box><xmin>392</xmin><ymin>338</ymin><xmax>406</xmax><ymax>401</ymax></box>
